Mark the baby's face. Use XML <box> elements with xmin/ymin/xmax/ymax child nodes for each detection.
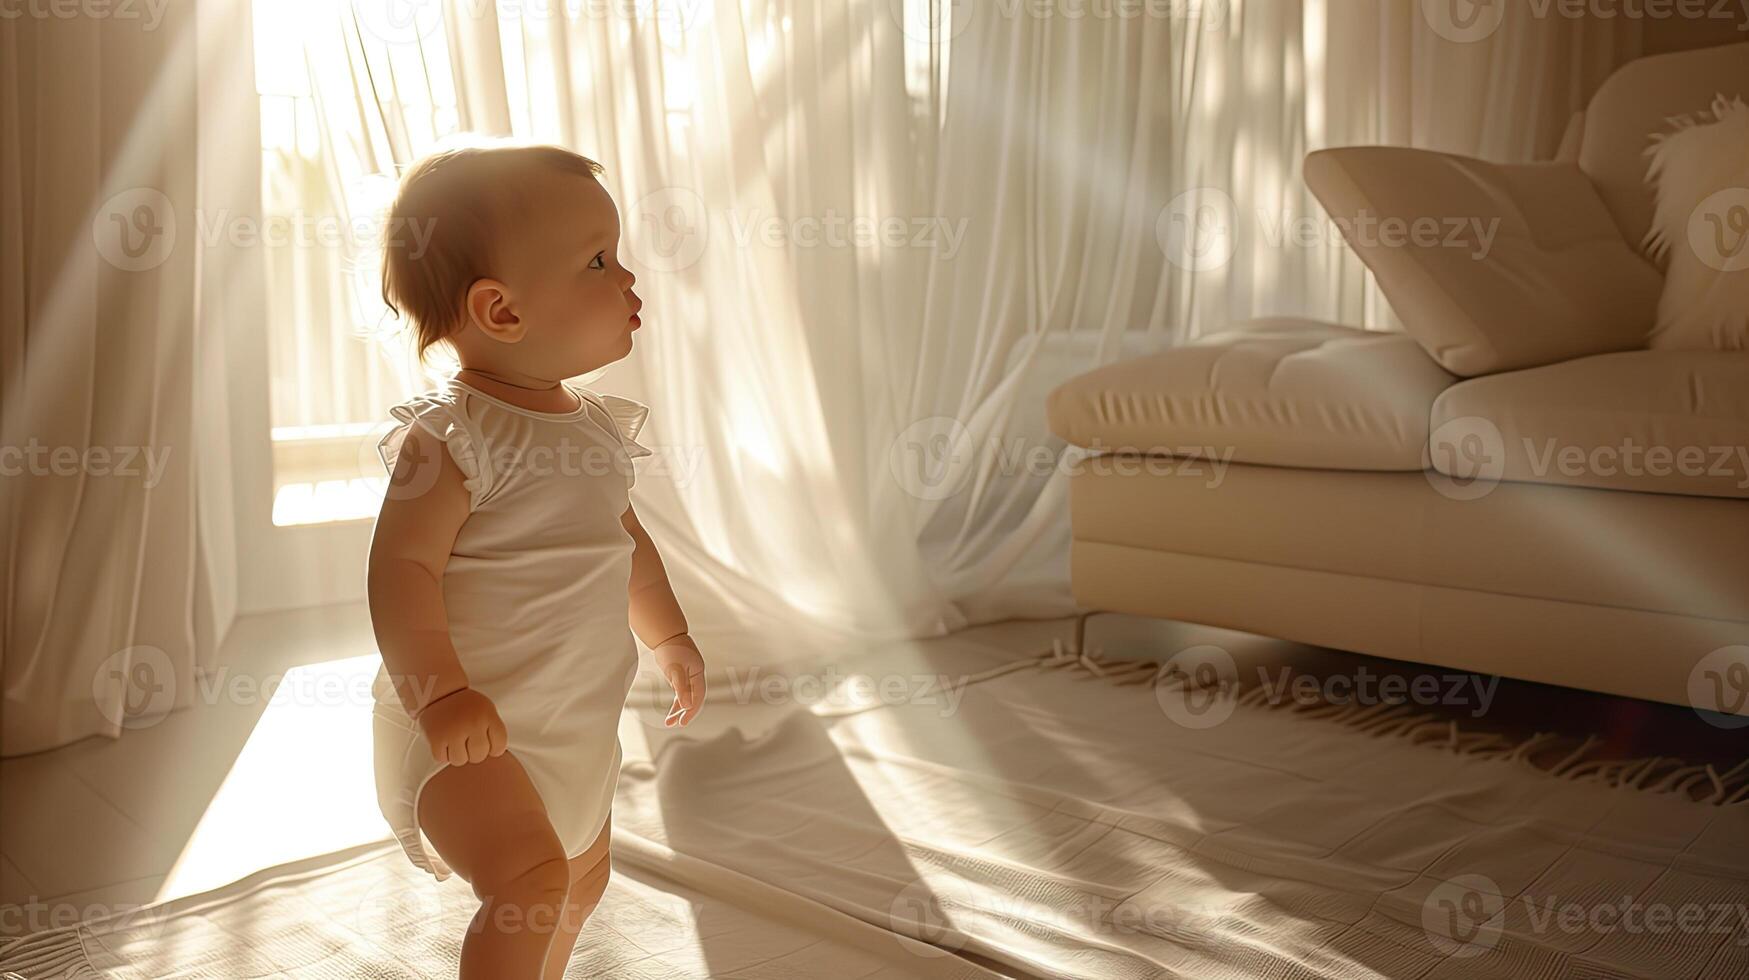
<box><xmin>494</xmin><ymin>172</ymin><xmax>642</xmax><ymax>377</ymax></box>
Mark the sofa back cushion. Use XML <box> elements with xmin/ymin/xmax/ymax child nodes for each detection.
<box><xmin>1580</xmin><ymin>40</ymin><xmax>1749</xmax><ymax>259</ymax></box>
<box><xmin>1304</xmin><ymin>148</ymin><xmax>1664</xmax><ymax>377</ymax></box>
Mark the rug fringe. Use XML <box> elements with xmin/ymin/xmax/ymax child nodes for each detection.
<box><xmin>0</xmin><ymin>928</ymin><xmax>98</xmax><ymax>978</ymax></box>
<box><xmin>1021</xmin><ymin>640</ymin><xmax>1749</xmax><ymax>807</ymax></box>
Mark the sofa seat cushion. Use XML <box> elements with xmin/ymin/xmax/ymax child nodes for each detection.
<box><xmin>1046</xmin><ymin>318</ymin><xmax>1456</xmax><ymax>471</ymax></box>
<box><xmin>1430</xmin><ymin>350</ymin><xmax>1749</xmax><ymax>499</ymax></box>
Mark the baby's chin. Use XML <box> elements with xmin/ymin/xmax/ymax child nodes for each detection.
<box><xmin>564</xmin><ymin>339</ymin><xmax>634</xmax><ymax>376</ymax></box>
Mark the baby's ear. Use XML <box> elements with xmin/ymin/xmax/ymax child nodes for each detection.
<box><xmin>464</xmin><ymin>278</ymin><xmax>523</xmax><ymax>343</ymax></box>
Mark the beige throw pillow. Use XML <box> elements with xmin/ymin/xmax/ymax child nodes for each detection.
<box><xmin>1643</xmin><ymin>94</ymin><xmax>1749</xmax><ymax>352</ymax></box>
<box><xmin>1304</xmin><ymin>147</ymin><xmax>1664</xmax><ymax>378</ymax></box>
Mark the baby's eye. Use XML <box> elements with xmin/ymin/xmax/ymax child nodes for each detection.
<box><xmin>588</xmin><ymin>252</ymin><xmax>605</xmax><ymax>271</ymax></box>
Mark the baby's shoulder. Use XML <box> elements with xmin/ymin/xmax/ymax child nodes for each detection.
<box><xmin>379</xmin><ymin>381</ymin><xmax>492</xmax><ymax>507</ymax></box>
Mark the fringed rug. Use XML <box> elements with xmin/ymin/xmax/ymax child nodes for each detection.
<box><xmin>7</xmin><ymin>638</ymin><xmax>1745</xmax><ymax>979</ymax></box>
<box><xmin>610</xmin><ymin>639</ymin><xmax>1749</xmax><ymax>979</ymax></box>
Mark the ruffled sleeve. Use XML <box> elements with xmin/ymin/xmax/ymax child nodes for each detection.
<box><xmin>595</xmin><ymin>393</ymin><xmax>654</xmax><ymax>461</ymax></box>
<box><xmin>376</xmin><ymin>391</ymin><xmax>492</xmax><ymax>509</ymax></box>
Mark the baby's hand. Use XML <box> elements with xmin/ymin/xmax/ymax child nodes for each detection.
<box><xmin>415</xmin><ymin>687</ymin><xmax>509</xmax><ymax>765</ymax></box>
<box><xmin>653</xmin><ymin>635</ymin><xmax>707</xmax><ymax>728</ymax></box>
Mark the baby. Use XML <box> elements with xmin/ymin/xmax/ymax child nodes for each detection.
<box><xmin>365</xmin><ymin>140</ymin><xmax>706</xmax><ymax>980</ymax></box>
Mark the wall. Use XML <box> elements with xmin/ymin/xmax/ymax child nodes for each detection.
<box><xmin>1641</xmin><ymin>6</ymin><xmax>1749</xmax><ymax>53</ymax></box>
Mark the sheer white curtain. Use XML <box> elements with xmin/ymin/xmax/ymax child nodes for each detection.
<box><xmin>599</xmin><ymin>0</ymin><xmax>1642</xmax><ymax>664</ymax></box>
<box><xmin>1</xmin><ymin>3</ymin><xmax>250</xmax><ymax>755</ymax></box>
<box><xmin>420</xmin><ymin>0</ymin><xmax>1363</xmax><ymax>663</ymax></box>
<box><xmin>292</xmin><ymin>0</ymin><xmax>1644</xmax><ymax>669</ymax></box>
<box><xmin>0</xmin><ymin>0</ymin><xmax>1648</xmax><ymax>752</ymax></box>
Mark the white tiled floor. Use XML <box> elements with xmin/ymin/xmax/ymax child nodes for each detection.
<box><xmin>0</xmin><ymin>602</ymin><xmax>387</xmax><ymax>931</ymax></box>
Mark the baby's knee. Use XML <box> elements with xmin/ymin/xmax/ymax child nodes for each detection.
<box><xmin>572</xmin><ymin>853</ymin><xmax>612</xmax><ymax>906</ymax></box>
<box><xmin>474</xmin><ymin>851</ymin><xmax>571</xmax><ymax>936</ymax></box>
<box><xmin>472</xmin><ymin>834</ymin><xmax>571</xmax><ymax>902</ymax></box>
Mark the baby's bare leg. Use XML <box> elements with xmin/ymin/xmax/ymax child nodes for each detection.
<box><xmin>541</xmin><ymin>813</ymin><xmax>612</xmax><ymax>980</ymax></box>
<box><xmin>419</xmin><ymin>751</ymin><xmax>570</xmax><ymax>979</ymax></box>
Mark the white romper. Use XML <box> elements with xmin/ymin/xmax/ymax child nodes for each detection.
<box><xmin>369</xmin><ymin>377</ymin><xmax>652</xmax><ymax>881</ymax></box>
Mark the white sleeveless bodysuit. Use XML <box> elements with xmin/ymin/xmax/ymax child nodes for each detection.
<box><xmin>369</xmin><ymin>377</ymin><xmax>652</xmax><ymax>881</ymax></box>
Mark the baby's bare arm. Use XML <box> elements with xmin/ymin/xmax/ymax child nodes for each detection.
<box><xmin>623</xmin><ymin>502</ymin><xmax>706</xmax><ymax>726</ymax></box>
<box><xmin>367</xmin><ymin>423</ymin><xmax>475</xmax><ymax>719</ymax></box>
<box><xmin>621</xmin><ymin>502</ymin><xmax>688</xmax><ymax>649</ymax></box>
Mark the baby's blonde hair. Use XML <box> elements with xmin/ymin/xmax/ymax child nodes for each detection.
<box><xmin>380</xmin><ymin>139</ymin><xmax>606</xmax><ymax>362</ymax></box>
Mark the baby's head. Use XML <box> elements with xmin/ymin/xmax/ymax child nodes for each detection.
<box><xmin>381</xmin><ymin>140</ymin><xmax>641</xmax><ymax>379</ymax></box>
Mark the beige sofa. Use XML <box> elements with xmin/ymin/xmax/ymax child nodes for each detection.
<box><xmin>1046</xmin><ymin>43</ymin><xmax>1749</xmax><ymax>712</ymax></box>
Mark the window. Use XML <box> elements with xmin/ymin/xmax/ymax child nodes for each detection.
<box><xmin>251</xmin><ymin>0</ymin><xmax>458</xmax><ymax>525</ymax></box>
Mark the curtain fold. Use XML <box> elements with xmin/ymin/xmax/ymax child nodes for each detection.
<box><xmin>314</xmin><ymin>0</ymin><xmax>1649</xmax><ymax>669</ymax></box>
<box><xmin>14</xmin><ymin>0</ymin><xmax>1644</xmax><ymax>701</ymax></box>
<box><xmin>0</xmin><ymin>0</ymin><xmax>1660</xmax><ymax>751</ymax></box>
<box><xmin>1</xmin><ymin>4</ymin><xmax>241</xmax><ymax>756</ymax></box>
